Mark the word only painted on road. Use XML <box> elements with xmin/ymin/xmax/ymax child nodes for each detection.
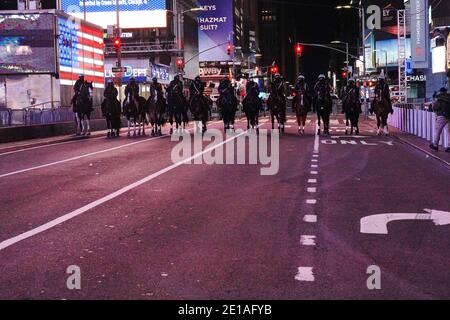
<box><xmin>321</xmin><ymin>139</ymin><xmax>394</xmax><ymax>147</ymax></box>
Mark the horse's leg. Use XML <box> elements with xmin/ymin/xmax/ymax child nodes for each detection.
<box><xmin>86</xmin><ymin>116</ymin><xmax>91</xmax><ymax>136</ymax></box>
<box><xmin>383</xmin><ymin>115</ymin><xmax>389</xmax><ymax>136</ymax></box>
<box><xmin>75</xmin><ymin>113</ymin><xmax>81</xmax><ymax>135</ymax></box>
<box><xmin>317</xmin><ymin>112</ymin><xmax>321</xmax><ymax>135</ymax></box>
<box><xmin>376</xmin><ymin>115</ymin><xmax>382</xmax><ymax>135</ymax></box>
<box><xmin>127</xmin><ymin>119</ymin><xmax>131</xmax><ymax>137</ymax></box>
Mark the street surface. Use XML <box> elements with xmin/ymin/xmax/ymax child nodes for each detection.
<box><xmin>0</xmin><ymin>115</ymin><xmax>449</xmax><ymax>299</ymax></box>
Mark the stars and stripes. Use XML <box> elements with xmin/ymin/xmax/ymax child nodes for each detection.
<box><xmin>58</xmin><ymin>18</ymin><xmax>105</xmax><ymax>88</ymax></box>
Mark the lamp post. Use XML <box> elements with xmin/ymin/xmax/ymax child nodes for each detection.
<box><xmin>331</xmin><ymin>40</ymin><xmax>350</xmax><ymax>81</ymax></box>
<box><xmin>166</xmin><ymin>8</ymin><xmax>206</xmax><ymax>51</ymax></box>
<box><xmin>336</xmin><ymin>1</ymin><xmax>368</xmax><ymax>115</ymax></box>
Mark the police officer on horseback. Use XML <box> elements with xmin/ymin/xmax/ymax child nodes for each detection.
<box><xmin>218</xmin><ymin>76</ymin><xmax>232</xmax><ymax>96</ymax></box>
<box><xmin>268</xmin><ymin>74</ymin><xmax>286</xmax><ymax>109</ymax></box>
<box><xmin>294</xmin><ymin>74</ymin><xmax>312</xmax><ymax>106</ymax></box>
<box><xmin>150</xmin><ymin>77</ymin><xmax>164</xmax><ymax>103</ymax></box>
<box><xmin>342</xmin><ymin>78</ymin><xmax>361</xmax><ymax>113</ymax></box>
<box><xmin>372</xmin><ymin>75</ymin><xmax>393</xmax><ymax>114</ymax></box>
<box><xmin>189</xmin><ymin>76</ymin><xmax>206</xmax><ymax>104</ymax></box>
<box><xmin>168</xmin><ymin>75</ymin><xmax>184</xmax><ymax>100</ymax></box>
<box><xmin>104</xmin><ymin>80</ymin><xmax>118</xmax><ymax>101</ymax></box>
<box><xmin>72</xmin><ymin>75</ymin><xmax>85</xmax><ymax>106</ymax></box>
<box><xmin>314</xmin><ymin>74</ymin><xmax>333</xmax><ymax>108</ymax></box>
<box><xmin>125</xmin><ymin>77</ymin><xmax>139</xmax><ymax>103</ymax></box>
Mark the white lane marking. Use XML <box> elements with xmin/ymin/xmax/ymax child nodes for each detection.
<box><xmin>0</xmin><ymin>129</ymin><xmax>251</xmax><ymax>251</ymax></box>
<box><xmin>303</xmin><ymin>215</ymin><xmax>318</xmax><ymax>223</ymax></box>
<box><xmin>0</xmin><ymin>137</ymin><xmax>105</xmax><ymax>156</ymax></box>
<box><xmin>313</xmin><ymin>130</ymin><xmax>320</xmax><ymax>154</ymax></box>
<box><xmin>0</xmin><ymin>135</ymin><xmax>168</xmax><ymax>179</ymax></box>
<box><xmin>295</xmin><ymin>267</ymin><xmax>315</xmax><ymax>282</ymax></box>
<box><xmin>312</xmin><ymin>154</ymin><xmax>319</xmax><ymax>158</ymax></box>
<box><xmin>308</xmin><ymin>179</ymin><xmax>317</xmax><ymax>184</ymax></box>
<box><xmin>311</xmin><ymin>159</ymin><xmax>318</xmax><ymax>162</ymax></box>
<box><xmin>307</xmin><ymin>187</ymin><xmax>317</xmax><ymax>193</ymax></box>
<box><xmin>300</xmin><ymin>235</ymin><xmax>316</xmax><ymax>246</ymax></box>
<box><xmin>306</xmin><ymin>199</ymin><xmax>317</xmax><ymax>205</ymax></box>
<box><xmin>311</xmin><ymin>164</ymin><xmax>318</xmax><ymax>168</ymax></box>
<box><xmin>310</xmin><ymin>171</ymin><xmax>318</xmax><ymax>175</ymax></box>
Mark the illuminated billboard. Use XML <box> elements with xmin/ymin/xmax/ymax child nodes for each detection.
<box><xmin>374</xmin><ymin>39</ymin><xmax>412</xmax><ymax>67</ymax></box>
<box><xmin>58</xmin><ymin>16</ymin><xmax>105</xmax><ymax>88</ymax></box>
<box><xmin>60</xmin><ymin>0</ymin><xmax>167</xmax><ymax>29</ymax></box>
<box><xmin>0</xmin><ymin>13</ymin><xmax>56</xmax><ymax>74</ymax></box>
<box><xmin>197</xmin><ymin>0</ymin><xmax>234</xmax><ymax>62</ymax></box>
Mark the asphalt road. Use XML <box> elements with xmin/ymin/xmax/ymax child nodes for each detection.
<box><xmin>0</xmin><ymin>115</ymin><xmax>449</xmax><ymax>300</ymax></box>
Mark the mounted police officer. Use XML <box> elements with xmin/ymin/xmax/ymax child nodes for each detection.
<box><xmin>372</xmin><ymin>75</ymin><xmax>393</xmax><ymax>114</ymax></box>
<box><xmin>313</xmin><ymin>74</ymin><xmax>333</xmax><ymax>110</ymax></box>
<box><xmin>268</xmin><ymin>73</ymin><xmax>286</xmax><ymax>108</ymax></box>
<box><xmin>150</xmin><ymin>77</ymin><xmax>164</xmax><ymax>103</ymax></box>
<box><xmin>189</xmin><ymin>76</ymin><xmax>205</xmax><ymax>103</ymax></box>
<box><xmin>72</xmin><ymin>75</ymin><xmax>85</xmax><ymax>105</ymax></box>
<box><xmin>125</xmin><ymin>77</ymin><xmax>140</xmax><ymax>104</ymax></box>
<box><xmin>342</xmin><ymin>78</ymin><xmax>361</xmax><ymax>112</ymax></box>
<box><xmin>104</xmin><ymin>80</ymin><xmax>118</xmax><ymax>101</ymax></box>
<box><xmin>294</xmin><ymin>74</ymin><xmax>312</xmax><ymax>106</ymax></box>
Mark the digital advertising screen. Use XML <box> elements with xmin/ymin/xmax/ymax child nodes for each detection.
<box><xmin>60</xmin><ymin>0</ymin><xmax>167</xmax><ymax>29</ymax></box>
<box><xmin>0</xmin><ymin>13</ymin><xmax>56</xmax><ymax>75</ymax></box>
<box><xmin>197</xmin><ymin>0</ymin><xmax>234</xmax><ymax>62</ymax></box>
<box><xmin>374</xmin><ymin>39</ymin><xmax>412</xmax><ymax>67</ymax></box>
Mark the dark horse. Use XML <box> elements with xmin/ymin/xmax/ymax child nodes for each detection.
<box><xmin>342</xmin><ymin>89</ymin><xmax>361</xmax><ymax>135</ymax></box>
<box><xmin>373</xmin><ymin>93</ymin><xmax>390</xmax><ymax>136</ymax></box>
<box><xmin>189</xmin><ymin>94</ymin><xmax>209</xmax><ymax>134</ymax></box>
<box><xmin>268</xmin><ymin>93</ymin><xmax>286</xmax><ymax>133</ymax></box>
<box><xmin>123</xmin><ymin>95</ymin><xmax>147</xmax><ymax>137</ymax></box>
<box><xmin>101</xmin><ymin>96</ymin><xmax>122</xmax><ymax>138</ymax></box>
<box><xmin>168</xmin><ymin>92</ymin><xmax>187</xmax><ymax>134</ymax></box>
<box><xmin>218</xmin><ymin>90</ymin><xmax>238</xmax><ymax>131</ymax></box>
<box><xmin>293</xmin><ymin>88</ymin><xmax>311</xmax><ymax>134</ymax></box>
<box><xmin>73</xmin><ymin>81</ymin><xmax>94</xmax><ymax>136</ymax></box>
<box><xmin>315</xmin><ymin>91</ymin><xmax>331</xmax><ymax>135</ymax></box>
<box><xmin>147</xmin><ymin>94</ymin><xmax>166</xmax><ymax>136</ymax></box>
<box><xmin>243</xmin><ymin>93</ymin><xmax>260</xmax><ymax>133</ymax></box>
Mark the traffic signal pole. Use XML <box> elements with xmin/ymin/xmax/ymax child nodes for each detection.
<box><xmin>115</xmin><ymin>0</ymin><xmax>122</xmax><ymax>102</ymax></box>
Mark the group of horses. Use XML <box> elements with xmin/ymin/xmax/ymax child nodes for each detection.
<box><xmin>73</xmin><ymin>82</ymin><xmax>392</xmax><ymax>138</ymax></box>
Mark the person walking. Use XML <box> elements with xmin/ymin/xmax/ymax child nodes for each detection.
<box><xmin>429</xmin><ymin>87</ymin><xmax>450</xmax><ymax>153</ymax></box>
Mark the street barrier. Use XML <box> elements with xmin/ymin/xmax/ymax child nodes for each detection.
<box><xmin>389</xmin><ymin>103</ymin><xmax>449</xmax><ymax>148</ymax></box>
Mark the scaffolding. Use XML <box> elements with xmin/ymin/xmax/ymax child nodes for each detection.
<box><xmin>397</xmin><ymin>9</ymin><xmax>407</xmax><ymax>103</ymax></box>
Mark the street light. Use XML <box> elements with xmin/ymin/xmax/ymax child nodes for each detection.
<box><xmin>331</xmin><ymin>40</ymin><xmax>350</xmax><ymax>80</ymax></box>
<box><xmin>336</xmin><ymin>1</ymin><xmax>369</xmax><ymax>116</ymax></box>
<box><xmin>166</xmin><ymin>7</ymin><xmax>206</xmax><ymax>50</ymax></box>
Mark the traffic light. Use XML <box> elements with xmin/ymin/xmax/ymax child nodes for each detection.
<box><xmin>270</xmin><ymin>66</ymin><xmax>279</xmax><ymax>74</ymax></box>
<box><xmin>227</xmin><ymin>43</ymin><xmax>233</xmax><ymax>56</ymax></box>
<box><xmin>176</xmin><ymin>58</ymin><xmax>184</xmax><ymax>71</ymax></box>
<box><xmin>342</xmin><ymin>71</ymin><xmax>348</xmax><ymax>78</ymax></box>
<box><xmin>113</xmin><ymin>37</ymin><xmax>121</xmax><ymax>51</ymax></box>
<box><xmin>295</xmin><ymin>43</ymin><xmax>303</xmax><ymax>56</ymax></box>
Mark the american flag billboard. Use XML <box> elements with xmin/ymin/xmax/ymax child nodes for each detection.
<box><xmin>57</xmin><ymin>17</ymin><xmax>105</xmax><ymax>89</ymax></box>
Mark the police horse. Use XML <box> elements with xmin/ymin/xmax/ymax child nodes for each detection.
<box><xmin>373</xmin><ymin>93</ymin><xmax>390</xmax><ymax>136</ymax></box>
<box><xmin>293</xmin><ymin>88</ymin><xmax>311</xmax><ymax>134</ymax></box>
<box><xmin>268</xmin><ymin>93</ymin><xmax>286</xmax><ymax>133</ymax></box>
<box><xmin>101</xmin><ymin>96</ymin><xmax>122</xmax><ymax>137</ymax></box>
<box><xmin>218</xmin><ymin>90</ymin><xmax>238</xmax><ymax>131</ymax></box>
<box><xmin>315</xmin><ymin>90</ymin><xmax>331</xmax><ymax>136</ymax></box>
<box><xmin>147</xmin><ymin>93</ymin><xmax>166</xmax><ymax>136</ymax></box>
<box><xmin>123</xmin><ymin>95</ymin><xmax>147</xmax><ymax>137</ymax></box>
<box><xmin>342</xmin><ymin>90</ymin><xmax>361</xmax><ymax>135</ymax></box>
<box><xmin>243</xmin><ymin>93</ymin><xmax>260</xmax><ymax>134</ymax></box>
<box><xmin>73</xmin><ymin>81</ymin><xmax>94</xmax><ymax>136</ymax></box>
<box><xmin>189</xmin><ymin>94</ymin><xmax>210</xmax><ymax>134</ymax></box>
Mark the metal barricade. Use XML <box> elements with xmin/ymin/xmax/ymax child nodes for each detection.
<box><xmin>389</xmin><ymin>103</ymin><xmax>449</xmax><ymax>148</ymax></box>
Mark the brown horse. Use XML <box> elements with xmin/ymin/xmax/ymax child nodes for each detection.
<box><xmin>293</xmin><ymin>89</ymin><xmax>311</xmax><ymax>134</ymax></box>
<box><xmin>373</xmin><ymin>93</ymin><xmax>390</xmax><ymax>136</ymax></box>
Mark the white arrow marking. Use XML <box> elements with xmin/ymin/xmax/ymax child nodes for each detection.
<box><xmin>360</xmin><ymin>209</ymin><xmax>450</xmax><ymax>235</ymax></box>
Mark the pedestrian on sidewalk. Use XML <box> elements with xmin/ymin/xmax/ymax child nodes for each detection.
<box><xmin>429</xmin><ymin>87</ymin><xmax>450</xmax><ymax>153</ymax></box>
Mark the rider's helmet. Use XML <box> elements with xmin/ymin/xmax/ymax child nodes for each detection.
<box><xmin>348</xmin><ymin>78</ymin><xmax>355</xmax><ymax>85</ymax></box>
<box><xmin>174</xmin><ymin>74</ymin><xmax>180</xmax><ymax>81</ymax></box>
<box><xmin>439</xmin><ymin>87</ymin><xmax>448</xmax><ymax>93</ymax></box>
<box><xmin>106</xmin><ymin>79</ymin><xmax>113</xmax><ymax>86</ymax></box>
<box><xmin>318</xmin><ymin>74</ymin><xmax>326</xmax><ymax>80</ymax></box>
<box><xmin>152</xmin><ymin>77</ymin><xmax>158</xmax><ymax>83</ymax></box>
<box><xmin>129</xmin><ymin>77</ymin><xmax>136</xmax><ymax>84</ymax></box>
<box><xmin>195</xmin><ymin>76</ymin><xmax>201</xmax><ymax>82</ymax></box>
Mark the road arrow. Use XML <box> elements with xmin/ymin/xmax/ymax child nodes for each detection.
<box><xmin>360</xmin><ymin>209</ymin><xmax>450</xmax><ymax>235</ymax></box>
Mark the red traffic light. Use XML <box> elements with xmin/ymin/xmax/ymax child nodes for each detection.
<box><xmin>176</xmin><ymin>58</ymin><xmax>184</xmax><ymax>70</ymax></box>
<box><xmin>270</xmin><ymin>66</ymin><xmax>279</xmax><ymax>74</ymax></box>
<box><xmin>295</xmin><ymin>43</ymin><xmax>303</xmax><ymax>56</ymax></box>
<box><xmin>227</xmin><ymin>43</ymin><xmax>233</xmax><ymax>56</ymax></box>
<box><xmin>342</xmin><ymin>71</ymin><xmax>347</xmax><ymax>78</ymax></box>
<box><xmin>113</xmin><ymin>37</ymin><xmax>121</xmax><ymax>50</ymax></box>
